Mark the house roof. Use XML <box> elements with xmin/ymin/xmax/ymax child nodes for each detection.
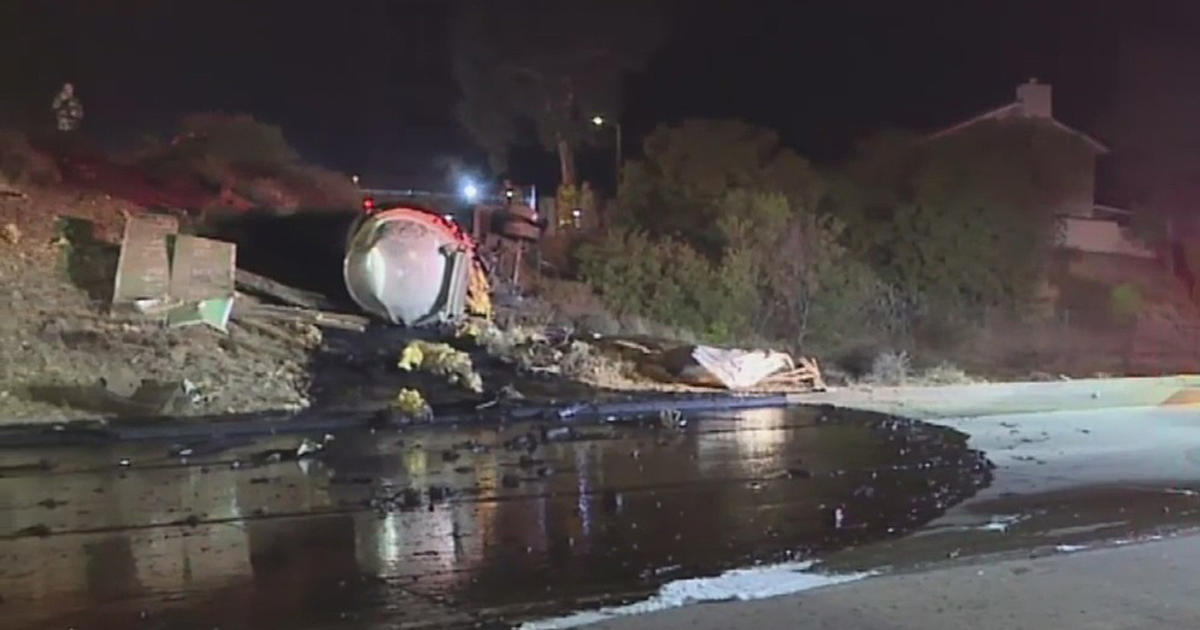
<box><xmin>926</xmin><ymin>102</ymin><xmax>1110</xmax><ymax>154</ymax></box>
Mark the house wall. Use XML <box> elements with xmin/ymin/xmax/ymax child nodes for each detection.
<box><xmin>1061</xmin><ymin>158</ymin><xmax>1096</xmax><ymax>217</ymax></box>
<box><xmin>927</xmin><ymin>118</ymin><xmax>1100</xmax><ymax>218</ymax></box>
<box><xmin>1059</xmin><ymin>216</ymin><xmax>1155</xmax><ymax>258</ymax></box>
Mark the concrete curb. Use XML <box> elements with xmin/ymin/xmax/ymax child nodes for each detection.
<box><xmin>788</xmin><ymin>375</ymin><xmax>1200</xmax><ymax>419</ymax></box>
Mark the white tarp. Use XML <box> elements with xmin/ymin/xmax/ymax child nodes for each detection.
<box><xmin>691</xmin><ymin>345</ymin><xmax>795</xmax><ymax>389</ymax></box>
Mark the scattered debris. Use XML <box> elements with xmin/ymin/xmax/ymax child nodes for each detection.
<box><xmin>557</xmin><ymin>402</ymin><xmax>589</xmax><ymax>420</ymax></box>
<box><xmin>295</xmin><ymin>438</ymin><xmax>322</xmax><ymax>458</ymax></box>
<box><xmin>397</xmin><ymin>340</ymin><xmax>483</xmax><ymax>393</ymax></box>
<box><xmin>233</xmin><ymin>300</ymin><xmax>368</xmax><ymax>332</ymax></box>
<box><xmin>543</xmin><ymin>426</ymin><xmax>573</xmax><ymax>442</ymax></box>
<box><xmin>475</xmin><ymin>383</ymin><xmax>526</xmax><ymax>411</ymax></box>
<box><xmin>1</xmin><ymin>222</ymin><xmax>19</xmax><ymax>245</ymax></box>
<box><xmin>86</xmin><ymin>375</ymin><xmax>189</xmax><ymax>416</ymax></box>
<box><xmin>657</xmin><ymin>409</ymin><xmax>685</xmax><ymax>429</ymax></box>
<box><xmin>428</xmin><ymin>485</ymin><xmax>453</xmax><ymax>502</ymax></box>
<box><xmin>235</xmin><ymin>268</ymin><xmax>333</xmax><ymax>310</ymax></box>
<box><xmin>690</xmin><ymin>346</ymin><xmax>796</xmax><ymax>389</ymax></box>
<box><xmin>112</xmin><ymin>214</ymin><xmax>237</xmax><ymax>332</ymax></box>
<box><xmin>471</xmin><ymin>321</ymin><xmax>824</xmax><ymax>392</ymax></box>
<box><xmin>112</xmin><ymin>213</ymin><xmax>178</xmax><ymax>308</ymax></box>
<box><xmin>639</xmin><ymin>344</ymin><xmax>824</xmax><ymax>391</ymax></box>
<box><xmin>503</xmin><ymin>431</ymin><xmax>539</xmax><ymax>453</ymax></box>
<box><xmin>166</xmin><ymin>235</ymin><xmax>236</xmax><ymax>331</ymax></box>
<box><xmin>14</xmin><ymin>524</ymin><xmax>52</xmax><ymax>537</ymax></box>
<box><xmin>391</xmin><ymin>388</ymin><xmax>433</xmax><ymax>423</ymax></box>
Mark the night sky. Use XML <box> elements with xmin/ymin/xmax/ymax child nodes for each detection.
<box><xmin>2</xmin><ymin>0</ymin><xmax>1198</xmax><ymax>192</ymax></box>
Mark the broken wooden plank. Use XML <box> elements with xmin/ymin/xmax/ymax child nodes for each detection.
<box><xmin>235</xmin><ymin>269</ymin><xmax>333</xmax><ymax>310</ymax></box>
<box><xmin>233</xmin><ymin>301</ymin><xmax>369</xmax><ymax>332</ymax></box>
<box><xmin>171</xmin><ymin>236</ymin><xmax>236</xmax><ymax>302</ymax></box>
<box><xmin>112</xmin><ymin>213</ymin><xmax>178</xmax><ymax>305</ymax></box>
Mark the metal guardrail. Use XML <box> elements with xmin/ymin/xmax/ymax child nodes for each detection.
<box><xmin>360</xmin><ymin>188</ymin><xmax>513</xmax><ymax>207</ymax></box>
<box><xmin>360</xmin><ymin>188</ymin><xmax>458</xmax><ymax>200</ymax></box>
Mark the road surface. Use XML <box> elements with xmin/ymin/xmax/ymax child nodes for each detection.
<box><xmin>589</xmin><ymin>533</ymin><xmax>1200</xmax><ymax>630</ymax></box>
<box><xmin>2</xmin><ymin>392</ymin><xmax>1198</xmax><ymax>628</ymax></box>
<box><xmin>0</xmin><ymin>406</ymin><xmax>987</xmax><ymax>629</ymax></box>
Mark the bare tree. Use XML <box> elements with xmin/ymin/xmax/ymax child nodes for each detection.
<box><xmin>450</xmin><ymin>1</ymin><xmax>660</xmax><ymax>185</ymax></box>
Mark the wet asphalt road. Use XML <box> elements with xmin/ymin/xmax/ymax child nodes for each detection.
<box><xmin>0</xmin><ymin>406</ymin><xmax>992</xmax><ymax>629</ymax></box>
<box><xmin>588</xmin><ymin>405</ymin><xmax>1200</xmax><ymax>630</ymax></box>
<box><xmin>820</xmin><ymin>406</ymin><xmax>1200</xmax><ymax>574</ymax></box>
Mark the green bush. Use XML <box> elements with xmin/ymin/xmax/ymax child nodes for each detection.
<box><xmin>575</xmin><ymin>189</ymin><xmax>903</xmax><ymax>349</ymax></box>
<box><xmin>575</xmin><ymin>228</ymin><xmax>756</xmax><ymax>342</ymax></box>
<box><xmin>1109</xmin><ymin>283</ymin><xmax>1144</xmax><ymax>325</ymax></box>
<box><xmin>830</xmin><ymin>121</ymin><xmax>1084</xmax><ymax>315</ymax></box>
<box><xmin>575</xmin><ymin>116</ymin><xmax>1083</xmax><ymax>359</ymax></box>
<box><xmin>617</xmin><ymin>119</ymin><xmax>823</xmax><ymax>254</ymax></box>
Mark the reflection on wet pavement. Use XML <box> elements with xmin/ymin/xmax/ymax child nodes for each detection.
<box><xmin>0</xmin><ymin>406</ymin><xmax>991</xmax><ymax>629</ymax></box>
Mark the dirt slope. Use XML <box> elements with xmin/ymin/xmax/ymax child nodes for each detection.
<box><xmin>0</xmin><ymin>185</ymin><xmax>314</xmax><ymax>424</ymax></box>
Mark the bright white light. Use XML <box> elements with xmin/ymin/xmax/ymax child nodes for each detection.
<box><xmin>571</xmin><ymin>209</ymin><xmax>582</xmax><ymax>218</ymax></box>
<box><xmin>591</xmin><ymin>115</ymin><xmax>604</xmax><ymax>126</ymax></box>
<box><xmin>462</xmin><ymin>182</ymin><xmax>479</xmax><ymax>201</ymax></box>
<box><xmin>443</xmin><ymin>214</ymin><xmax>455</xmax><ymax>222</ymax></box>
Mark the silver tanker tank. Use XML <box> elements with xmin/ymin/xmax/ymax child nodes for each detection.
<box><xmin>343</xmin><ymin>207</ymin><xmax>476</xmax><ymax>326</ymax></box>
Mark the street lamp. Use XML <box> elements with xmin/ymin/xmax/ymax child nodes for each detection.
<box><xmin>461</xmin><ymin>180</ymin><xmax>479</xmax><ymax>202</ymax></box>
<box><xmin>591</xmin><ymin>115</ymin><xmax>622</xmax><ymax>191</ymax></box>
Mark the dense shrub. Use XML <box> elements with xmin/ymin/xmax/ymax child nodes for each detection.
<box><xmin>132</xmin><ymin>113</ymin><xmax>355</xmax><ymax>210</ymax></box>
<box><xmin>575</xmin><ymin>229</ymin><xmax>740</xmax><ymax>340</ymax></box>
<box><xmin>577</xmin><ymin>189</ymin><xmax>903</xmax><ymax>349</ymax></box>
<box><xmin>0</xmin><ymin>130</ymin><xmax>60</xmax><ymax>186</ymax></box>
<box><xmin>572</xmin><ymin>116</ymin><xmax>1093</xmax><ymax>366</ymax></box>
<box><xmin>175</xmin><ymin>112</ymin><xmax>299</xmax><ymax>172</ymax></box>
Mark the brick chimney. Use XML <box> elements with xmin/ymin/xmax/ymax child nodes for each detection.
<box><xmin>1016</xmin><ymin>78</ymin><xmax>1052</xmax><ymax>118</ymax></box>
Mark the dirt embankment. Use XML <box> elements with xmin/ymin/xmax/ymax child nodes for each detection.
<box><xmin>0</xmin><ymin>186</ymin><xmax>314</xmax><ymax>424</ymax></box>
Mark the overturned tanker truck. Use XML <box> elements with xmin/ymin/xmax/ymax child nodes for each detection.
<box><xmin>343</xmin><ymin>206</ymin><xmax>491</xmax><ymax>326</ymax></box>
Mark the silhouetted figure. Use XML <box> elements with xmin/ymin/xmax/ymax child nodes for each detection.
<box><xmin>52</xmin><ymin>82</ymin><xmax>83</xmax><ymax>132</ymax></box>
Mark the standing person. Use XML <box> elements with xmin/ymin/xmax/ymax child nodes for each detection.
<box><xmin>52</xmin><ymin>83</ymin><xmax>83</xmax><ymax>132</ymax></box>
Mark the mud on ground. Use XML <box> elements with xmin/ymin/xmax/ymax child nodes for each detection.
<box><xmin>0</xmin><ymin>186</ymin><xmax>313</xmax><ymax>424</ymax></box>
